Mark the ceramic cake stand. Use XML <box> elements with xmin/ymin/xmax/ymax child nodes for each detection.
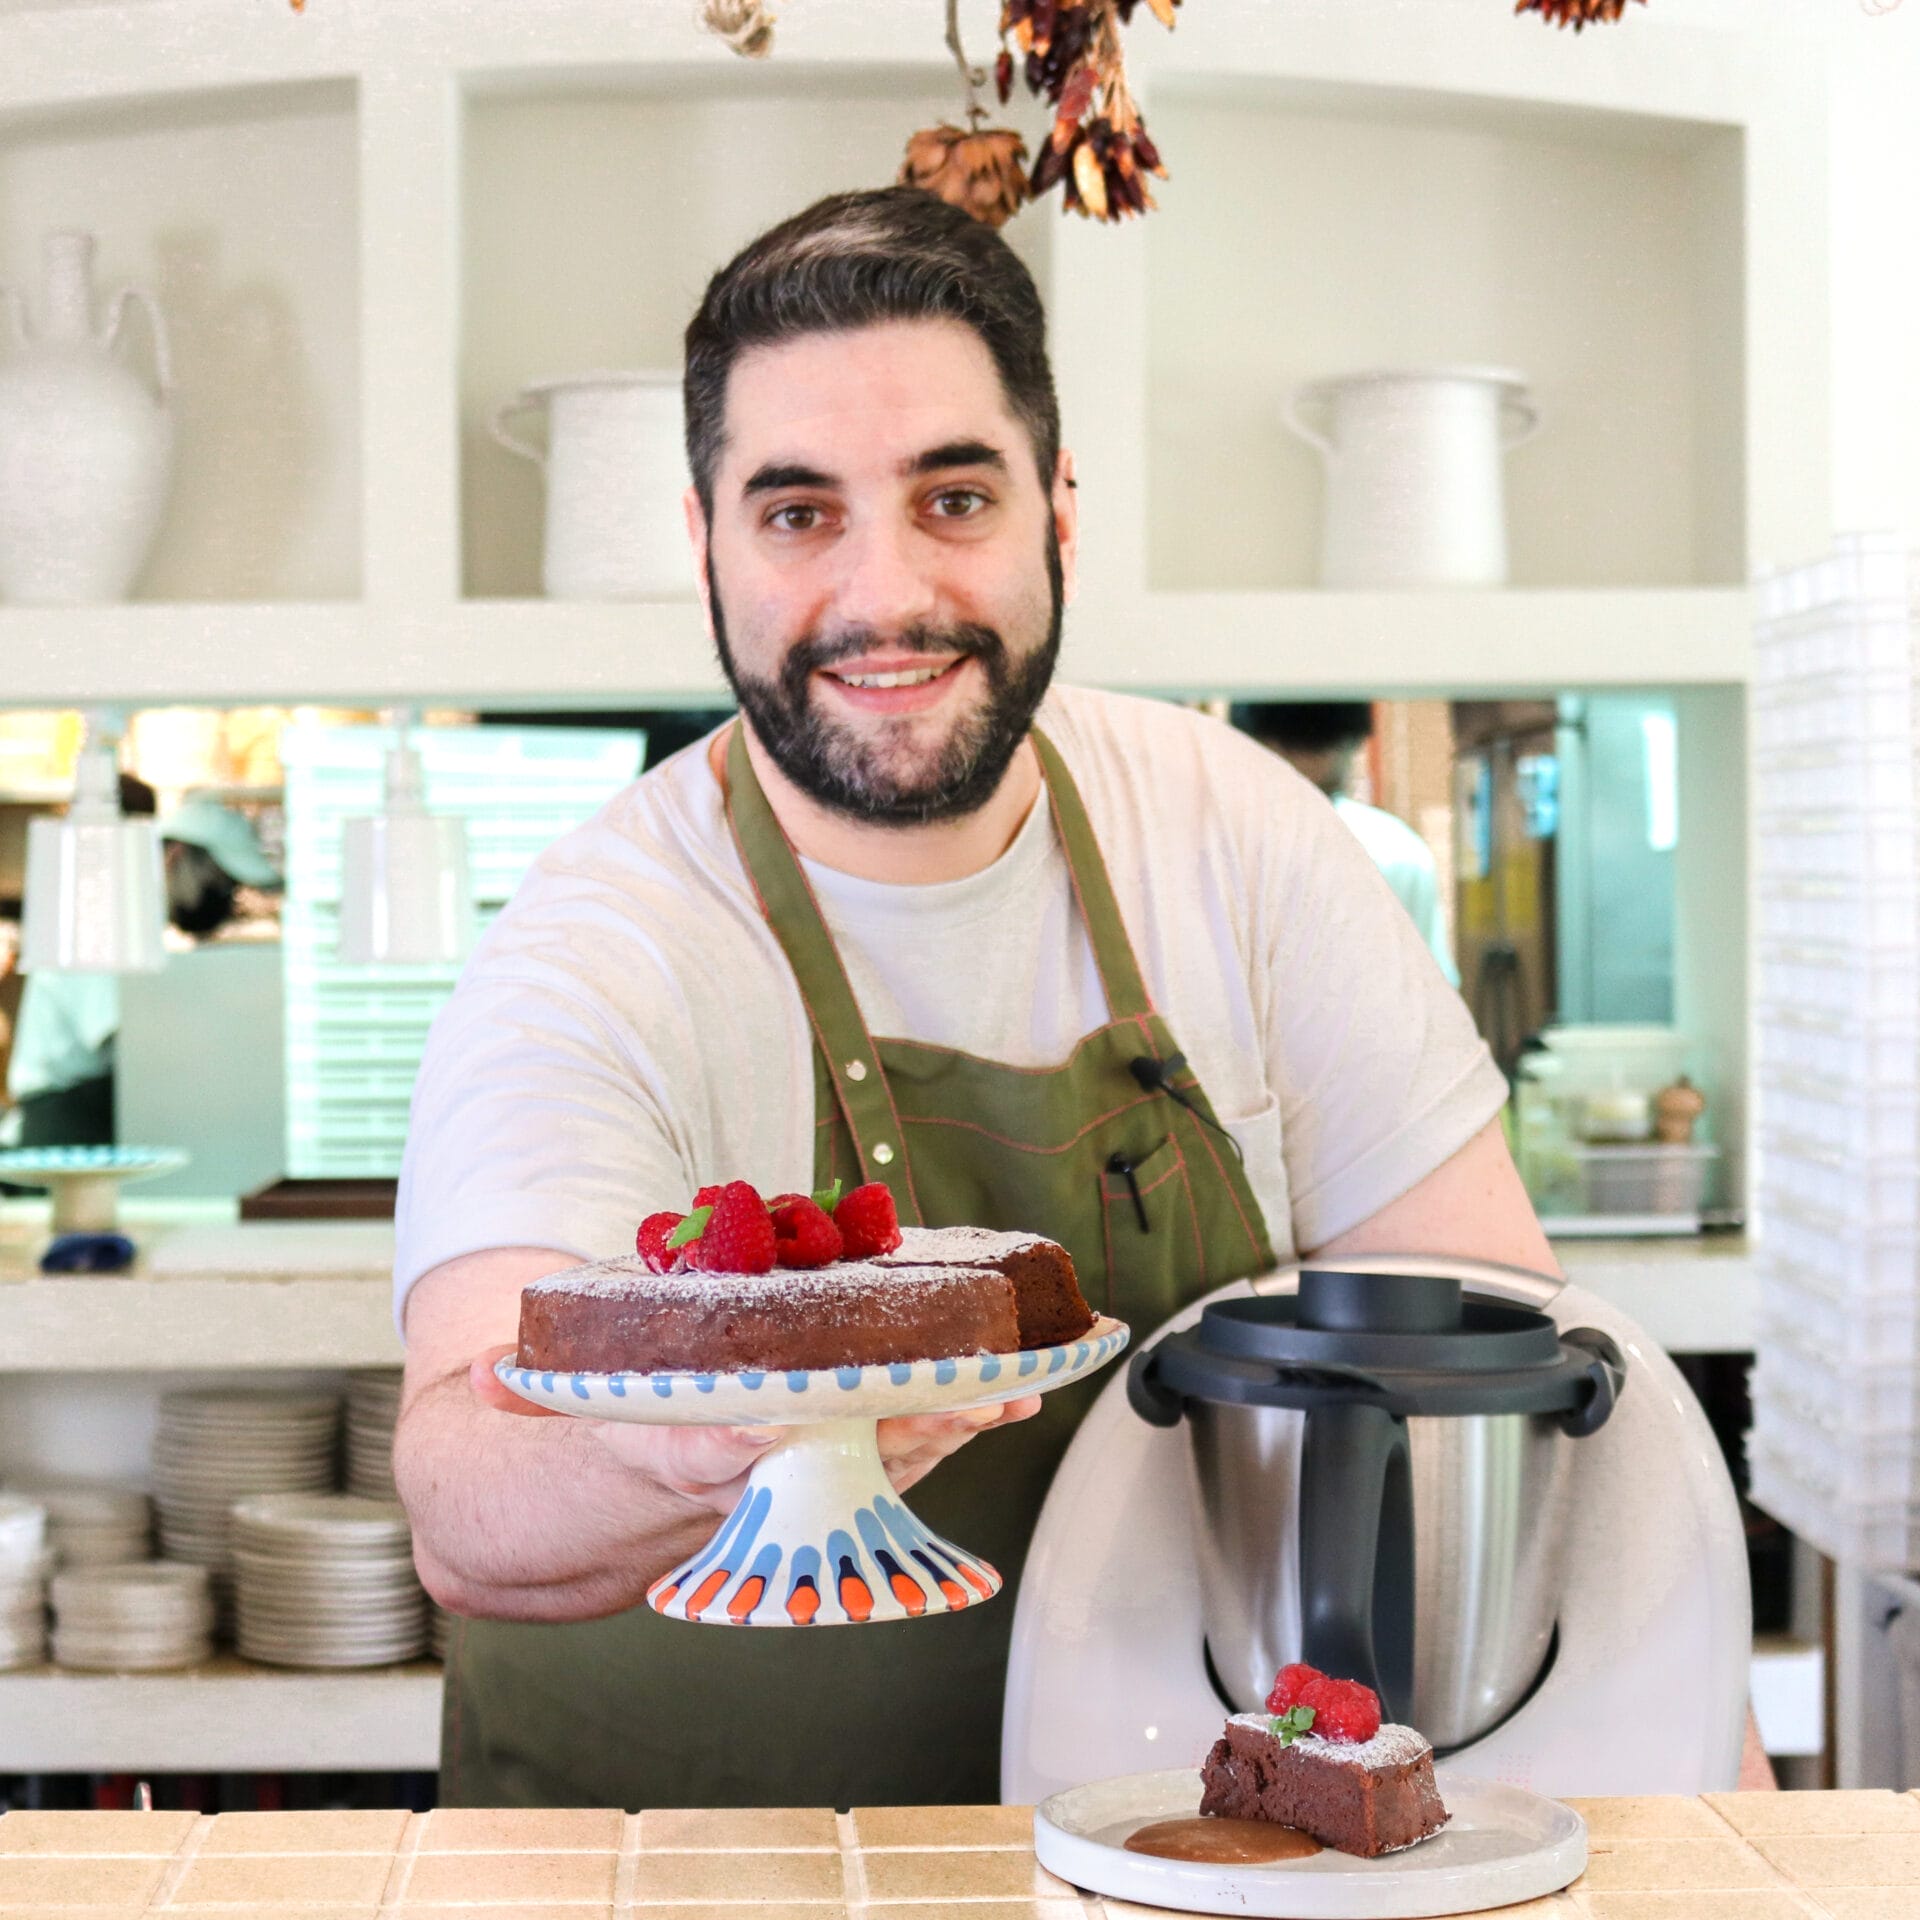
<box><xmin>496</xmin><ymin>1314</ymin><xmax>1129</xmax><ymax>1627</ymax></box>
<box><xmin>0</xmin><ymin>1145</ymin><xmax>188</xmax><ymax>1232</ymax></box>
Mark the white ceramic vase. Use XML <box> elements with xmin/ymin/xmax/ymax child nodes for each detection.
<box><xmin>1283</xmin><ymin>366</ymin><xmax>1538</xmax><ymax>588</ymax></box>
<box><xmin>0</xmin><ymin>232</ymin><xmax>174</xmax><ymax>605</ymax></box>
<box><xmin>491</xmin><ymin>370</ymin><xmax>695</xmax><ymax>599</ymax></box>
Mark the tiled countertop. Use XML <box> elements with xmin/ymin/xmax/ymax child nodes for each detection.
<box><xmin>2</xmin><ymin>1792</ymin><xmax>1919</xmax><ymax>1918</ymax></box>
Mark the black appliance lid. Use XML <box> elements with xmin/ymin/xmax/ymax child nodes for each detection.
<box><xmin>1129</xmin><ymin>1268</ymin><xmax>1624</xmax><ymax>1431</ymax></box>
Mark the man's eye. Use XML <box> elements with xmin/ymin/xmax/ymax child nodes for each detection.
<box><xmin>769</xmin><ymin>503</ymin><xmax>823</xmax><ymax>533</ymax></box>
<box><xmin>930</xmin><ymin>489</ymin><xmax>989</xmax><ymax>519</ymax></box>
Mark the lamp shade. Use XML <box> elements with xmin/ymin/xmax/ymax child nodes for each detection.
<box><xmin>20</xmin><ymin>813</ymin><xmax>165</xmax><ymax>974</ymax></box>
<box><xmin>336</xmin><ymin>811</ymin><xmax>474</xmax><ymax>966</ymax></box>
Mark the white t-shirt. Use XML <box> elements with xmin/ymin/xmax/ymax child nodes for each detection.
<box><xmin>1333</xmin><ymin>796</ymin><xmax>1460</xmax><ymax>989</ymax></box>
<box><xmin>394</xmin><ymin>687</ymin><xmax>1509</xmax><ymax>1322</ymax></box>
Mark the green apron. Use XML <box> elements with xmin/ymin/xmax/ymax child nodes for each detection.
<box><xmin>441</xmin><ymin>724</ymin><xmax>1275</xmax><ymax>1808</ymax></box>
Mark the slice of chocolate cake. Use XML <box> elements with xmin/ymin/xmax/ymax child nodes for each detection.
<box><xmin>1199</xmin><ymin>1714</ymin><xmax>1448</xmax><ymax>1860</ymax></box>
<box><xmin>880</xmin><ymin>1227</ymin><xmax>1096</xmax><ymax>1347</ymax></box>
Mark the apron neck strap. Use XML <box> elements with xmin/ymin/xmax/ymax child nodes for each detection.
<box><xmin>722</xmin><ymin>723</ymin><xmax>924</xmax><ymax>1224</ymax></box>
<box><xmin>1028</xmin><ymin>728</ymin><xmax>1155</xmax><ymax>1025</ymax></box>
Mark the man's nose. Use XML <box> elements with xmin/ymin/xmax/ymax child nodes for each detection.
<box><xmin>831</xmin><ymin>514</ymin><xmax>941</xmax><ymax>635</ymax></box>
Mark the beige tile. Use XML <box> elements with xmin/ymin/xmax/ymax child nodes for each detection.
<box><xmin>164</xmin><ymin>1852</ymin><xmax>396</xmax><ymax>1907</ymax></box>
<box><xmin>865</xmin><ymin>1905</ymin><xmax>1087</xmax><ymax>1920</ymax></box>
<box><xmin>1569</xmin><ymin>1798</ymin><xmax>1739</xmax><ymax>1843</ymax></box>
<box><xmin>630</xmin><ymin>1851</ymin><xmax>845</xmax><ymax>1903</ymax></box>
<box><xmin>1572</xmin><ymin>1840</ymin><xmax>1778</xmax><ymax>1893</ymax></box>
<box><xmin>399</xmin><ymin>1852</ymin><xmax>618</xmax><ymax>1906</ymax></box>
<box><xmin>859</xmin><ymin>1850</ymin><xmax>1068</xmax><ymax>1902</ymax></box>
<box><xmin>165</xmin><ymin>1910</ymin><xmax>379</xmax><ymax>1919</ymax></box>
<box><xmin>849</xmin><ymin>1805</ymin><xmax>1036</xmax><ymax>1850</ymax></box>
<box><xmin>1752</xmin><ymin>1835</ymin><xmax>1920</xmax><ymax>1888</ymax></box>
<box><xmin>638</xmin><ymin>1806</ymin><xmax>839</xmax><ymax>1851</ymax></box>
<box><xmin>1577</xmin><ymin>1897</ymin><xmax>1818</xmax><ymax>1920</ymax></box>
<box><xmin>0</xmin><ymin>1858</ymin><xmax>169</xmax><ymax>1906</ymax></box>
<box><xmin>419</xmin><ymin>1810</ymin><xmax>625</xmax><ymax>1855</ymax></box>
<box><xmin>199</xmin><ymin>1810</ymin><xmax>412</xmax><ymax>1854</ymax></box>
<box><xmin>618</xmin><ymin>1908</ymin><xmax>843</xmax><ymax>1920</ymax></box>
<box><xmin>392</xmin><ymin>1909</ymin><xmax>612</xmax><ymax>1920</ymax></box>
<box><xmin>1707</xmin><ymin>1794</ymin><xmax>1920</xmax><ymax>1838</ymax></box>
<box><xmin>0</xmin><ymin>1811</ymin><xmax>199</xmax><ymax>1857</ymax></box>
<box><xmin>1805</xmin><ymin>1892</ymin><xmax>1920</xmax><ymax>1919</ymax></box>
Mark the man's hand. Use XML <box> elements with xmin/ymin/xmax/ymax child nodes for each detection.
<box><xmin>470</xmin><ymin>1345</ymin><xmax>1041</xmax><ymax>1516</ymax></box>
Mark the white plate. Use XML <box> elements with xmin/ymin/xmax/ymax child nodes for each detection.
<box><xmin>499</xmin><ymin>1315</ymin><xmax>1130</xmax><ymax>1426</ymax></box>
<box><xmin>1034</xmin><ymin>1768</ymin><xmax>1585</xmax><ymax>1919</ymax></box>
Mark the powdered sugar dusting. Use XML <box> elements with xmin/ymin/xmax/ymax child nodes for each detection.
<box><xmin>1227</xmin><ymin>1712</ymin><xmax>1433</xmax><ymax>1769</ymax></box>
<box><xmin>527</xmin><ymin>1252</ymin><xmax>999</xmax><ymax>1307</ymax></box>
<box><xmin>879</xmin><ymin>1226</ymin><xmax>1051</xmax><ymax>1265</ymax></box>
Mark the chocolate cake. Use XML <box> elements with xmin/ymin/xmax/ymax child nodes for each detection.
<box><xmin>517</xmin><ymin>1230</ymin><xmax>1094</xmax><ymax>1374</ymax></box>
<box><xmin>879</xmin><ymin>1227</ymin><xmax>1097</xmax><ymax>1347</ymax></box>
<box><xmin>1198</xmin><ymin>1713</ymin><xmax>1449</xmax><ymax>1859</ymax></box>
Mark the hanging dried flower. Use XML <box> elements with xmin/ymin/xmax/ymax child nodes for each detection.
<box><xmin>700</xmin><ymin>0</ymin><xmax>780</xmax><ymax>58</ymax></box>
<box><xmin>1002</xmin><ymin>0</ymin><xmax>1171</xmax><ymax>223</ymax></box>
<box><xmin>1515</xmin><ymin>0</ymin><xmax>1646</xmax><ymax>28</ymax></box>
<box><xmin>900</xmin><ymin>124</ymin><xmax>1032</xmax><ymax>228</ymax></box>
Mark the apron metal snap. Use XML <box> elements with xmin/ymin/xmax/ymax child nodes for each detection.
<box><xmin>872</xmin><ymin>1142</ymin><xmax>895</xmax><ymax>1165</ymax></box>
<box><xmin>845</xmin><ymin>1059</ymin><xmax>868</xmax><ymax>1081</ymax></box>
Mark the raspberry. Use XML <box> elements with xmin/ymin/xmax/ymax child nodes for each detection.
<box><xmin>1263</xmin><ymin>1663</ymin><xmax>1381</xmax><ymax>1743</ymax></box>
<box><xmin>635</xmin><ymin>1211</ymin><xmax>686</xmax><ymax>1274</ymax></box>
<box><xmin>1264</xmin><ymin>1663</ymin><xmax>1322</xmax><ymax>1715</ymax></box>
<box><xmin>768</xmin><ymin>1193</ymin><xmax>811</xmax><ymax>1210</ymax></box>
<box><xmin>687</xmin><ymin>1180</ymin><xmax>777</xmax><ymax>1274</ymax></box>
<box><xmin>771</xmin><ymin>1196</ymin><xmax>842</xmax><ymax>1269</ymax></box>
<box><xmin>834</xmin><ymin>1182</ymin><xmax>902</xmax><ymax>1259</ymax></box>
<box><xmin>693</xmin><ymin>1184</ymin><xmax>727</xmax><ymax>1210</ymax></box>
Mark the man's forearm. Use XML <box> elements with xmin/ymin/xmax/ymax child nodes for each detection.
<box><xmin>396</xmin><ymin>1369</ymin><xmax>718</xmax><ymax>1620</ymax></box>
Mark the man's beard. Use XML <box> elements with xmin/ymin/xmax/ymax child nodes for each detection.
<box><xmin>710</xmin><ymin>528</ymin><xmax>1063</xmax><ymax>827</ymax></box>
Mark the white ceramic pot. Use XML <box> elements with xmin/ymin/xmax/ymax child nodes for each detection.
<box><xmin>0</xmin><ymin>231</ymin><xmax>174</xmax><ymax>605</ymax></box>
<box><xmin>1283</xmin><ymin>366</ymin><xmax>1538</xmax><ymax>588</ymax></box>
<box><xmin>491</xmin><ymin>370</ymin><xmax>695</xmax><ymax>599</ymax></box>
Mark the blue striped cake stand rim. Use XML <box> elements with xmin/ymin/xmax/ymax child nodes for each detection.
<box><xmin>494</xmin><ymin>1315</ymin><xmax>1131</xmax><ymax>1426</ymax></box>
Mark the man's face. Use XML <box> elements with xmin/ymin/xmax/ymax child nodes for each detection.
<box><xmin>689</xmin><ymin>318</ymin><xmax>1075</xmax><ymax>825</ymax></box>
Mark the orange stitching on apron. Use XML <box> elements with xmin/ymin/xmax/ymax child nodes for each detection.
<box><xmin>867</xmin><ymin>1022</ymin><xmax>1156</xmax><ymax>1079</ymax></box>
<box><xmin>1043</xmin><ymin>772</ymin><xmax>1127</xmax><ymax>1021</ymax></box>
<box><xmin>1177</xmin><ymin>1095</ymin><xmax>1265</xmax><ymax>1262</ymax></box>
<box><xmin>903</xmin><ymin>1091</ymin><xmax>1171</xmax><ymax>1154</ymax></box>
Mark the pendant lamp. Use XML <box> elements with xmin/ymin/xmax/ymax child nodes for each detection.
<box><xmin>336</xmin><ymin>710</ymin><xmax>475</xmax><ymax>966</ymax></box>
<box><xmin>20</xmin><ymin>708</ymin><xmax>165</xmax><ymax>974</ymax></box>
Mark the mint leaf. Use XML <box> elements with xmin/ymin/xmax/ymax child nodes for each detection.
<box><xmin>1269</xmin><ymin>1704</ymin><xmax>1317</xmax><ymax>1746</ymax></box>
<box><xmin>812</xmin><ymin>1179</ymin><xmax>844</xmax><ymax>1214</ymax></box>
<box><xmin>665</xmin><ymin>1206</ymin><xmax>713</xmax><ymax>1251</ymax></box>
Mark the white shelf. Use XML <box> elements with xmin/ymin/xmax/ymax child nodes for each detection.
<box><xmin>0</xmin><ymin>1218</ymin><xmax>399</xmax><ymax>1371</ymax></box>
<box><xmin>0</xmin><ymin>588</ymin><xmax>1751</xmax><ymax>711</ymax></box>
<box><xmin>0</xmin><ymin>1656</ymin><xmax>442</xmax><ymax>1773</ymax></box>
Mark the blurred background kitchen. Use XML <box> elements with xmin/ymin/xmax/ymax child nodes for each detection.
<box><xmin>0</xmin><ymin>0</ymin><xmax>1916</xmax><ymax>1817</ymax></box>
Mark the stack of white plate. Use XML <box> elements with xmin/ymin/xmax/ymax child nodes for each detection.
<box><xmin>345</xmin><ymin>1372</ymin><xmax>403</xmax><ymax>1500</ymax></box>
<box><xmin>151</xmin><ymin>1392</ymin><xmax>339</xmax><ymax>1582</ymax></box>
<box><xmin>231</xmin><ymin>1495</ymin><xmax>427</xmax><ymax>1668</ymax></box>
<box><xmin>0</xmin><ymin>1496</ymin><xmax>51</xmax><ymax>1670</ymax></box>
<box><xmin>49</xmin><ymin>1564</ymin><xmax>214</xmax><ymax>1671</ymax></box>
<box><xmin>429</xmin><ymin>1601</ymin><xmax>452</xmax><ymax>1660</ymax></box>
<box><xmin>12</xmin><ymin>1483</ymin><xmax>152</xmax><ymax>1568</ymax></box>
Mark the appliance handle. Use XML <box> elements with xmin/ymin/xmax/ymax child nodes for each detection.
<box><xmin>1125</xmin><ymin>1340</ymin><xmax>1186</xmax><ymax>1428</ymax></box>
<box><xmin>1556</xmin><ymin>1325</ymin><xmax>1627</xmax><ymax>1437</ymax></box>
<box><xmin>1298</xmin><ymin>1400</ymin><xmax>1414</xmax><ymax>1716</ymax></box>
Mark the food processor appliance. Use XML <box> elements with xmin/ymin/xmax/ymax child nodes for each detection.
<box><xmin>1003</xmin><ymin>1254</ymin><xmax>1750</xmax><ymax>1801</ymax></box>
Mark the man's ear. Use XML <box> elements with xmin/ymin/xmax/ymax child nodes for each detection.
<box><xmin>1052</xmin><ymin>449</ymin><xmax>1079</xmax><ymax>608</ymax></box>
<box><xmin>684</xmin><ymin>485</ymin><xmax>716</xmax><ymax>642</ymax></box>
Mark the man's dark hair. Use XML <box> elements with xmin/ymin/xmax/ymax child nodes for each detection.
<box><xmin>683</xmin><ymin>187</ymin><xmax>1060</xmax><ymax>512</ymax></box>
<box><xmin>1231</xmin><ymin>702</ymin><xmax>1375</xmax><ymax>753</ymax></box>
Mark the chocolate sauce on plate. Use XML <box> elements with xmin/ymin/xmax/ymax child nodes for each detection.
<box><xmin>1123</xmin><ymin>1816</ymin><xmax>1323</xmax><ymax>1865</ymax></box>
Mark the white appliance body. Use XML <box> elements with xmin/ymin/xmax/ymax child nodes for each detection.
<box><xmin>1003</xmin><ymin>1256</ymin><xmax>1750</xmax><ymax>1803</ymax></box>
